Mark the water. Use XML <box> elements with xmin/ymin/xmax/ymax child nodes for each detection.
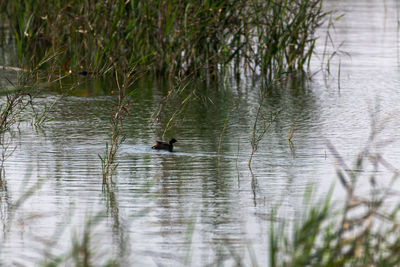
<box><xmin>1</xmin><ymin>0</ymin><xmax>400</xmax><ymax>265</ymax></box>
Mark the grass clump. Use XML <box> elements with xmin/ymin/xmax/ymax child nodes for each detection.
<box><xmin>0</xmin><ymin>0</ymin><xmax>328</xmax><ymax>82</ymax></box>
<box><xmin>41</xmin><ymin>212</ymin><xmax>120</xmax><ymax>267</ymax></box>
<box><xmin>269</xmin><ymin>132</ymin><xmax>400</xmax><ymax>266</ymax></box>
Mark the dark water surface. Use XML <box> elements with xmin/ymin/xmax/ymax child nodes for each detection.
<box><xmin>1</xmin><ymin>0</ymin><xmax>400</xmax><ymax>265</ymax></box>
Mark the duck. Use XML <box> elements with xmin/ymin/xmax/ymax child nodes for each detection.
<box><xmin>152</xmin><ymin>138</ymin><xmax>177</xmax><ymax>152</ymax></box>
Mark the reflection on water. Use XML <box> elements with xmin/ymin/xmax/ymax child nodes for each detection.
<box><xmin>1</xmin><ymin>0</ymin><xmax>400</xmax><ymax>265</ymax></box>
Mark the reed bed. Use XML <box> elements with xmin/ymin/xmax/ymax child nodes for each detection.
<box><xmin>0</xmin><ymin>0</ymin><xmax>327</xmax><ymax>82</ymax></box>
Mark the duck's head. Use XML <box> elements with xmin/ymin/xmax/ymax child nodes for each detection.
<box><xmin>169</xmin><ymin>138</ymin><xmax>177</xmax><ymax>144</ymax></box>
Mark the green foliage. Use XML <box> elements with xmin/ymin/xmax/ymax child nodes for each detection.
<box><xmin>0</xmin><ymin>0</ymin><xmax>327</xmax><ymax>81</ymax></box>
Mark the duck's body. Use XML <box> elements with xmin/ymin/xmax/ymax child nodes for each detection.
<box><xmin>152</xmin><ymin>138</ymin><xmax>177</xmax><ymax>152</ymax></box>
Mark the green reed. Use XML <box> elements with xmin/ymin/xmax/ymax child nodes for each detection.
<box><xmin>0</xmin><ymin>0</ymin><xmax>327</xmax><ymax>82</ymax></box>
<box><xmin>100</xmin><ymin>70</ymin><xmax>134</xmax><ymax>184</ymax></box>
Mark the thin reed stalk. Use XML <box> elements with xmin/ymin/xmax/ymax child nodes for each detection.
<box><xmin>100</xmin><ymin>70</ymin><xmax>134</xmax><ymax>184</ymax></box>
<box><xmin>248</xmin><ymin>87</ymin><xmax>279</xmax><ymax>169</ymax></box>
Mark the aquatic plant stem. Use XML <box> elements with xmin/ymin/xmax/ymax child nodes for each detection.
<box><xmin>248</xmin><ymin>88</ymin><xmax>279</xmax><ymax>169</ymax></box>
<box><xmin>248</xmin><ymin>102</ymin><xmax>262</xmax><ymax>169</ymax></box>
<box><xmin>217</xmin><ymin>103</ymin><xmax>238</xmax><ymax>167</ymax></box>
<box><xmin>101</xmin><ymin>71</ymin><xmax>131</xmax><ymax>184</ymax></box>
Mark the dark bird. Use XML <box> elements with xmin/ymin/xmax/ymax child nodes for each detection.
<box><xmin>152</xmin><ymin>138</ymin><xmax>177</xmax><ymax>152</ymax></box>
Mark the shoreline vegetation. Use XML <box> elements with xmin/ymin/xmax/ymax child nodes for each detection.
<box><xmin>0</xmin><ymin>0</ymin><xmax>327</xmax><ymax>82</ymax></box>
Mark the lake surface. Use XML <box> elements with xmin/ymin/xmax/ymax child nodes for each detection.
<box><xmin>1</xmin><ymin>0</ymin><xmax>400</xmax><ymax>265</ymax></box>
